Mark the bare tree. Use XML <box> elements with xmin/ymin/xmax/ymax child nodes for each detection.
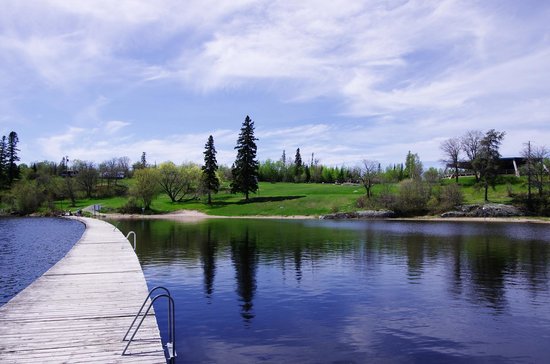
<box><xmin>461</xmin><ymin>130</ymin><xmax>483</xmax><ymax>181</ymax></box>
<box><xmin>440</xmin><ymin>137</ymin><xmax>461</xmax><ymax>182</ymax></box>
<box><xmin>522</xmin><ymin>142</ymin><xmax>549</xmax><ymax>198</ymax></box>
<box><xmin>73</xmin><ymin>160</ymin><xmax>98</xmax><ymax>198</ymax></box>
<box><xmin>116</xmin><ymin>156</ymin><xmax>130</xmax><ymax>177</ymax></box>
<box><xmin>360</xmin><ymin>160</ymin><xmax>380</xmax><ymax>198</ymax></box>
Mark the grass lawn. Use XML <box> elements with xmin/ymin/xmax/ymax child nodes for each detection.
<box><xmin>150</xmin><ymin>182</ymin><xmax>365</xmax><ymax>216</ymax></box>
<box><xmin>55</xmin><ymin>182</ymin><xmax>366</xmax><ymax>217</ymax></box>
<box><xmin>53</xmin><ymin>175</ymin><xmax>529</xmax><ymax>217</ymax></box>
<box><xmin>443</xmin><ymin>175</ymin><xmax>524</xmax><ymax>204</ymax></box>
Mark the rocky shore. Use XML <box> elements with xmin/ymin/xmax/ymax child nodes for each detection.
<box><xmin>319</xmin><ymin>204</ymin><xmax>526</xmax><ymax>220</ymax></box>
<box><xmin>319</xmin><ymin>210</ymin><xmax>396</xmax><ymax>219</ymax></box>
<box><xmin>440</xmin><ymin>203</ymin><xmax>524</xmax><ymax>218</ymax></box>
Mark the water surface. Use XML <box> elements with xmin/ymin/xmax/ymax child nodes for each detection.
<box><xmin>0</xmin><ymin>217</ymin><xmax>84</xmax><ymax>305</ymax></box>
<box><xmin>115</xmin><ymin>218</ymin><xmax>550</xmax><ymax>363</ymax></box>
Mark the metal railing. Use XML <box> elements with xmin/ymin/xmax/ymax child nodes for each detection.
<box><xmin>126</xmin><ymin>231</ymin><xmax>136</xmax><ymax>250</ymax></box>
<box><xmin>122</xmin><ymin>286</ymin><xmax>176</xmax><ymax>361</ymax></box>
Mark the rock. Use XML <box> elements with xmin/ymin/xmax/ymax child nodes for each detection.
<box><xmin>440</xmin><ymin>211</ymin><xmax>467</xmax><ymax>218</ymax></box>
<box><xmin>356</xmin><ymin>210</ymin><xmax>396</xmax><ymax>218</ymax></box>
<box><xmin>441</xmin><ymin>204</ymin><xmax>523</xmax><ymax>218</ymax></box>
<box><xmin>320</xmin><ymin>210</ymin><xmax>396</xmax><ymax>219</ymax></box>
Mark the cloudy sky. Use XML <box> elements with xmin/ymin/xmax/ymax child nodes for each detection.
<box><xmin>1</xmin><ymin>0</ymin><xmax>549</xmax><ymax>168</ymax></box>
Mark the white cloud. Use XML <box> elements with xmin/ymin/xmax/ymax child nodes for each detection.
<box><xmin>4</xmin><ymin>1</ymin><xmax>550</xmax><ymax>167</ymax></box>
<box><xmin>104</xmin><ymin>120</ymin><xmax>131</xmax><ymax>135</ymax></box>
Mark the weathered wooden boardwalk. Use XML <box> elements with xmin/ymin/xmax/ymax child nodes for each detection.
<box><xmin>0</xmin><ymin>217</ymin><xmax>166</xmax><ymax>363</ymax></box>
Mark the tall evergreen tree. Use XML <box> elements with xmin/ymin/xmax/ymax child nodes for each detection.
<box><xmin>474</xmin><ymin>129</ymin><xmax>505</xmax><ymax>201</ymax></box>
<box><xmin>294</xmin><ymin>148</ymin><xmax>303</xmax><ymax>178</ymax></box>
<box><xmin>140</xmin><ymin>152</ymin><xmax>147</xmax><ymax>169</ymax></box>
<box><xmin>7</xmin><ymin>132</ymin><xmax>20</xmax><ymax>184</ymax></box>
<box><xmin>202</xmin><ymin>135</ymin><xmax>220</xmax><ymax>204</ymax></box>
<box><xmin>0</xmin><ymin>135</ymin><xmax>7</xmax><ymax>187</ymax></box>
<box><xmin>231</xmin><ymin>116</ymin><xmax>259</xmax><ymax>201</ymax></box>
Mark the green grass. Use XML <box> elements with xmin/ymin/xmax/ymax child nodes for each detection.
<box><xmin>53</xmin><ymin>175</ymin><xmax>532</xmax><ymax>217</ymax></box>
<box><xmin>149</xmin><ymin>183</ymin><xmax>365</xmax><ymax>216</ymax></box>
<box><xmin>55</xmin><ymin>182</ymin><xmax>365</xmax><ymax>217</ymax></box>
<box><xmin>442</xmin><ymin>175</ymin><xmax>525</xmax><ymax>204</ymax></box>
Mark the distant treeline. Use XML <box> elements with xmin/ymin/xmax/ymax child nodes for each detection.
<box><xmin>2</xmin><ymin>124</ymin><xmax>550</xmax><ymax>216</ymax></box>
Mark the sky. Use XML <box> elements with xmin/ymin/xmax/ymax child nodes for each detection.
<box><xmin>1</xmin><ymin>0</ymin><xmax>549</xmax><ymax>168</ymax></box>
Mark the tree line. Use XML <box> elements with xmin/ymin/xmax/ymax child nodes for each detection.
<box><xmin>0</xmin><ymin>116</ymin><xmax>258</xmax><ymax>214</ymax></box>
<box><xmin>2</xmin><ymin>121</ymin><xmax>549</xmax><ymax>216</ymax></box>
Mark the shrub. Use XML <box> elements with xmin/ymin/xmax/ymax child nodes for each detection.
<box><xmin>10</xmin><ymin>180</ymin><xmax>44</xmax><ymax>215</ymax></box>
<box><xmin>429</xmin><ymin>183</ymin><xmax>464</xmax><ymax>213</ymax></box>
<box><xmin>118</xmin><ymin>197</ymin><xmax>142</xmax><ymax>214</ymax></box>
<box><xmin>394</xmin><ymin>179</ymin><xmax>431</xmax><ymax>215</ymax></box>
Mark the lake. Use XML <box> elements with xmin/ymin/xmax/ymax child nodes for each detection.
<box><xmin>113</xmin><ymin>218</ymin><xmax>550</xmax><ymax>363</ymax></box>
<box><xmin>0</xmin><ymin>217</ymin><xmax>84</xmax><ymax>306</ymax></box>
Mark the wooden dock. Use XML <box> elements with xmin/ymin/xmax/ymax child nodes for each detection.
<box><xmin>0</xmin><ymin>217</ymin><xmax>166</xmax><ymax>363</ymax></box>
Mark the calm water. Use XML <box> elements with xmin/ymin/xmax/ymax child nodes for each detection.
<box><xmin>115</xmin><ymin>218</ymin><xmax>550</xmax><ymax>363</ymax></box>
<box><xmin>0</xmin><ymin>217</ymin><xmax>84</xmax><ymax>306</ymax></box>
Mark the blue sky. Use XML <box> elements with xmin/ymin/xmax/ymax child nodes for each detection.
<box><xmin>1</xmin><ymin>0</ymin><xmax>549</xmax><ymax>168</ymax></box>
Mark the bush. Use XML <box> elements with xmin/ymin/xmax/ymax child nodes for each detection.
<box><xmin>10</xmin><ymin>180</ymin><xmax>45</xmax><ymax>215</ymax></box>
<box><xmin>428</xmin><ymin>183</ymin><xmax>464</xmax><ymax>213</ymax></box>
<box><xmin>511</xmin><ymin>192</ymin><xmax>550</xmax><ymax>216</ymax></box>
<box><xmin>356</xmin><ymin>194</ymin><xmax>380</xmax><ymax>209</ymax></box>
<box><xmin>118</xmin><ymin>197</ymin><xmax>142</xmax><ymax>214</ymax></box>
<box><xmin>394</xmin><ymin>179</ymin><xmax>431</xmax><ymax>216</ymax></box>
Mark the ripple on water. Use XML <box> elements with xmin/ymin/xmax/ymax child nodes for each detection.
<box><xmin>0</xmin><ymin>217</ymin><xmax>84</xmax><ymax>305</ymax></box>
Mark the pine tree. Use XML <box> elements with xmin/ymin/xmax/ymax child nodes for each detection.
<box><xmin>141</xmin><ymin>152</ymin><xmax>147</xmax><ymax>168</ymax></box>
<box><xmin>474</xmin><ymin>129</ymin><xmax>505</xmax><ymax>201</ymax></box>
<box><xmin>294</xmin><ymin>148</ymin><xmax>303</xmax><ymax>179</ymax></box>
<box><xmin>202</xmin><ymin>135</ymin><xmax>220</xmax><ymax>204</ymax></box>
<box><xmin>7</xmin><ymin>132</ymin><xmax>20</xmax><ymax>185</ymax></box>
<box><xmin>0</xmin><ymin>135</ymin><xmax>7</xmax><ymax>188</ymax></box>
<box><xmin>231</xmin><ymin>116</ymin><xmax>259</xmax><ymax>201</ymax></box>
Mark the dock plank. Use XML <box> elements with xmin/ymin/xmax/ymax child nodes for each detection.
<box><xmin>0</xmin><ymin>217</ymin><xmax>166</xmax><ymax>363</ymax></box>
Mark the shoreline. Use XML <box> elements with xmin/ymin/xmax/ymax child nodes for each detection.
<box><xmin>102</xmin><ymin>209</ymin><xmax>315</xmax><ymax>221</ymax></box>
<box><xmin>100</xmin><ymin>209</ymin><xmax>550</xmax><ymax>224</ymax></box>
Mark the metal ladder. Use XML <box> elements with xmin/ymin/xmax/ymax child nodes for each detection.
<box><xmin>122</xmin><ymin>286</ymin><xmax>176</xmax><ymax>362</ymax></box>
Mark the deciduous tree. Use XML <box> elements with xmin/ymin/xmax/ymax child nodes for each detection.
<box><xmin>132</xmin><ymin>168</ymin><xmax>160</xmax><ymax>210</ymax></box>
<box><xmin>404</xmin><ymin>151</ymin><xmax>423</xmax><ymax>180</ymax></box>
<box><xmin>440</xmin><ymin>137</ymin><xmax>461</xmax><ymax>182</ymax></box>
<box><xmin>158</xmin><ymin>162</ymin><xmax>202</xmax><ymax>202</ymax></box>
<box><xmin>74</xmin><ymin>160</ymin><xmax>99</xmax><ymax>198</ymax></box>
<box><xmin>461</xmin><ymin>130</ymin><xmax>483</xmax><ymax>181</ymax></box>
<box><xmin>522</xmin><ymin>142</ymin><xmax>549</xmax><ymax>199</ymax></box>
<box><xmin>360</xmin><ymin>160</ymin><xmax>380</xmax><ymax>198</ymax></box>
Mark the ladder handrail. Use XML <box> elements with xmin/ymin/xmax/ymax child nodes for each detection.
<box><xmin>126</xmin><ymin>231</ymin><xmax>136</xmax><ymax>250</ymax></box>
<box><xmin>122</xmin><ymin>287</ymin><xmax>176</xmax><ymax>361</ymax></box>
<box><xmin>123</xmin><ymin>286</ymin><xmax>171</xmax><ymax>341</ymax></box>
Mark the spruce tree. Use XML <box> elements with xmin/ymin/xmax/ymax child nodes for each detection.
<box><xmin>474</xmin><ymin>129</ymin><xmax>505</xmax><ymax>201</ymax></box>
<box><xmin>0</xmin><ymin>135</ymin><xmax>7</xmax><ymax>188</ymax></box>
<box><xmin>231</xmin><ymin>115</ymin><xmax>259</xmax><ymax>201</ymax></box>
<box><xmin>202</xmin><ymin>135</ymin><xmax>220</xmax><ymax>204</ymax></box>
<box><xmin>7</xmin><ymin>132</ymin><xmax>20</xmax><ymax>185</ymax></box>
<box><xmin>294</xmin><ymin>148</ymin><xmax>303</xmax><ymax>179</ymax></box>
<box><xmin>141</xmin><ymin>152</ymin><xmax>147</xmax><ymax>168</ymax></box>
